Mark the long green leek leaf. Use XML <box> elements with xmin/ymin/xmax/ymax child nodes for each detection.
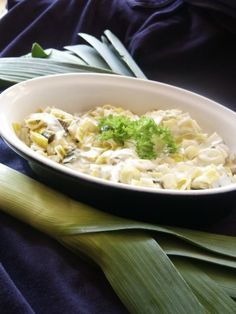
<box><xmin>156</xmin><ymin>234</ymin><xmax>236</xmax><ymax>268</ymax></box>
<box><xmin>173</xmin><ymin>257</ymin><xmax>236</xmax><ymax>313</ymax></box>
<box><xmin>192</xmin><ymin>261</ymin><xmax>236</xmax><ymax>299</ymax></box>
<box><xmin>0</xmin><ymin>164</ymin><xmax>205</xmax><ymax>313</ymax></box>
<box><xmin>61</xmin><ymin>232</ymin><xmax>204</xmax><ymax>314</ymax></box>
<box><xmin>104</xmin><ymin>30</ymin><xmax>147</xmax><ymax>79</ymax></box>
<box><xmin>37</xmin><ymin>49</ymin><xmax>86</xmax><ymax>64</ymax></box>
<box><xmin>64</xmin><ymin>44</ymin><xmax>110</xmax><ymax>69</ymax></box>
<box><xmin>0</xmin><ymin>164</ymin><xmax>235</xmax><ymax>312</ymax></box>
<box><xmin>79</xmin><ymin>33</ymin><xmax>133</xmax><ymax>76</ymax></box>
<box><xmin>164</xmin><ymin>226</ymin><xmax>236</xmax><ymax>259</ymax></box>
<box><xmin>0</xmin><ymin>30</ymin><xmax>145</xmax><ymax>87</ymax></box>
<box><xmin>0</xmin><ymin>58</ymin><xmax>116</xmax><ymax>85</ymax></box>
<box><xmin>29</xmin><ymin>43</ymin><xmax>87</xmax><ymax>64</ymax></box>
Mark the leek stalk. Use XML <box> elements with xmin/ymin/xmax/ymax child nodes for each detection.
<box><xmin>0</xmin><ymin>164</ymin><xmax>235</xmax><ymax>313</ymax></box>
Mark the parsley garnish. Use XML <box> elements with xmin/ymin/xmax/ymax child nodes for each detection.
<box><xmin>98</xmin><ymin>114</ymin><xmax>177</xmax><ymax>159</ymax></box>
<box><xmin>99</xmin><ymin>115</ymin><xmax>131</xmax><ymax>143</ymax></box>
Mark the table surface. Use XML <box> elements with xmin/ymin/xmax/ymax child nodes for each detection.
<box><xmin>0</xmin><ymin>1</ymin><xmax>236</xmax><ymax>314</ymax></box>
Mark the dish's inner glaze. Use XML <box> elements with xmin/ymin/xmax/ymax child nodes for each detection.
<box><xmin>14</xmin><ymin>104</ymin><xmax>236</xmax><ymax>190</ymax></box>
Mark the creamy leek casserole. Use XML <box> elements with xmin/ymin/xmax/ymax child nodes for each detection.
<box><xmin>14</xmin><ymin>105</ymin><xmax>236</xmax><ymax>190</ymax></box>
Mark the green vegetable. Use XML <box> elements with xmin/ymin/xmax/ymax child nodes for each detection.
<box><xmin>31</xmin><ymin>43</ymin><xmax>51</xmax><ymax>58</ymax></box>
<box><xmin>0</xmin><ymin>30</ymin><xmax>147</xmax><ymax>87</ymax></box>
<box><xmin>79</xmin><ymin>33</ymin><xmax>133</xmax><ymax>76</ymax></box>
<box><xmin>103</xmin><ymin>30</ymin><xmax>147</xmax><ymax>79</ymax></box>
<box><xmin>0</xmin><ymin>58</ymin><xmax>115</xmax><ymax>86</ymax></box>
<box><xmin>0</xmin><ymin>164</ymin><xmax>236</xmax><ymax>313</ymax></box>
<box><xmin>172</xmin><ymin>257</ymin><xmax>236</xmax><ymax>313</ymax></box>
<box><xmin>99</xmin><ymin>114</ymin><xmax>132</xmax><ymax>143</ymax></box>
<box><xmin>98</xmin><ymin>114</ymin><xmax>177</xmax><ymax>159</ymax></box>
<box><xmin>132</xmin><ymin>116</ymin><xmax>177</xmax><ymax>159</ymax></box>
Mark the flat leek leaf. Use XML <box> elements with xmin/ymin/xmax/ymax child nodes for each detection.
<box><xmin>42</xmin><ymin>49</ymin><xmax>86</xmax><ymax>64</ymax></box>
<box><xmin>61</xmin><ymin>232</ymin><xmax>204</xmax><ymax>314</ymax></box>
<box><xmin>156</xmin><ymin>234</ymin><xmax>236</xmax><ymax>269</ymax></box>
<box><xmin>28</xmin><ymin>46</ymin><xmax>87</xmax><ymax>64</ymax></box>
<box><xmin>101</xmin><ymin>34</ymin><xmax>109</xmax><ymax>45</ymax></box>
<box><xmin>0</xmin><ymin>58</ymin><xmax>116</xmax><ymax>85</ymax></box>
<box><xmin>163</xmin><ymin>226</ymin><xmax>236</xmax><ymax>259</ymax></box>
<box><xmin>64</xmin><ymin>44</ymin><xmax>109</xmax><ymax>68</ymax></box>
<box><xmin>0</xmin><ymin>30</ymin><xmax>146</xmax><ymax>87</ymax></box>
<box><xmin>0</xmin><ymin>164</ymin><xmax>204</xmax><ymax>313</ymax></box>
<box><xmin>104</xmin><ymin>30</ymin><xmax>147</xmax><ymax>79</ymax></box>
<box><xmin>56</xmin><ymin>215</ymin><xmax>236</xmax><ymax>260</ymax></box>
<box><xmin>79</xmin><ymin>33</ymin><xmax>133</xmax><ymax>76</ymax></box>
<box><xmin>31</xmin><ymin>42</ymin><xmax>50</xmax><ymax>58</ymax></box>
<box><xmin>173</xmin><ymin>257</ymin><xmax>236</xmax><ymax>313</ymax></box>
<box><xmin>193</xmin><ymin>261</ymin><xmax>236</xmax><ymax>300</ymax></box>
<box><xmin>0</xmin><ymin>164</ymin><xmax>235</xmax><ymax>312</ymax></box>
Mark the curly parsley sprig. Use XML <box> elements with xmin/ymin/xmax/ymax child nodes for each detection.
<box><xmin>98</xmin><ymin>114</ymin><xmax>177</xmax><ymax>159</ymax></box>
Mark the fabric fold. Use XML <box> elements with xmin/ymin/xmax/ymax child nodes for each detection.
<box><xmin>0</xmin><ymin>263</ymin><xmax>35</xmax><ymax>314</ymax></box>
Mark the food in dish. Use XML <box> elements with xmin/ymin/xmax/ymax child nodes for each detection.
<box><xmin>14</xmin><ymin>105</ymin><xmax>236</xmax><ymax>190</ymax></box>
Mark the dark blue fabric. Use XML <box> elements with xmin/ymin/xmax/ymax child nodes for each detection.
<box><xmin>0</xmin><ymin>1</ymin><xmax>236</xmax><ymax>313</ymax></box>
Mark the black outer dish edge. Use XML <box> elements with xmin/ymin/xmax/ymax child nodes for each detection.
<box><xmin>4</xmin><ymin>138</ymin><xmax>235</xmax><ymax>227</ymax></box>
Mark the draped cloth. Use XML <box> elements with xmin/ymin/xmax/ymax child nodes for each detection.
<box><xmin>0</xmin><ymin>1</ymin><xmax>236</xmax><ymax>313</ymax></box>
